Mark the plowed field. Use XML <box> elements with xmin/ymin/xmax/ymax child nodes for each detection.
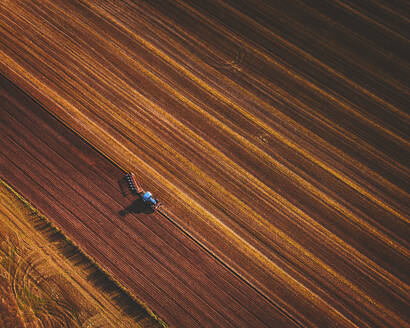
<box><xmin>0</xmin><ymin>0</ymin><xmax>409</xmax><ymax>327</ymax></box>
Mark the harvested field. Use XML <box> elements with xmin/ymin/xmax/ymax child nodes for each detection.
<box><xmin>0</xmin><ymin>0</ymin><xmax>409</xmax><ymax>327</ymax></box>
<box><xmin>0</xmin><ymin>179</ymin><xmax>162</xmax><ymax>328</ymax></box>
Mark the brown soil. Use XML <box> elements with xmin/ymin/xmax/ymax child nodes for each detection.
<box><xmin>0</xmin><ymin>74</ymin><xmax>290</xmax><ymax>327</ymax></box>
<box><xmin>0</xmin><ymin>179</ymin><xmax>162</xmax><ymax>328</ymax></box>
<box><xmin>0</xmin><ymin>0</ymin><xmax>408</xmax><ymax>327</ymax></box>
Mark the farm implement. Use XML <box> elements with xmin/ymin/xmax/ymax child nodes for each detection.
<box><xmin>125</xmin><ymin>173</ymin><xmax>161</xmax><ymax>211</ymax></box>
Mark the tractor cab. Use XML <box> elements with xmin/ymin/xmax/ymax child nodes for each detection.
<box><xmin>142</xmin><ymin>191</ymin><xmax>159</xmax><ymax>208</ymax></box>
<box><xmin>125</xmin><ymin>173</ymin><xmax>161</xmax><ymax>211</ymax></box>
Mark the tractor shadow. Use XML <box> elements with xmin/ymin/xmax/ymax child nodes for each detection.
<box><xmin>119</xmin><ymin>198</ymin><xmax>155</xmax><ymax>216</ymax></box>
<box><xmin>118</xmin><ymin>176</ymin><xmax>155</xmax><ymax>216</ymax></box>
<box><xmin>118</xmin><ymin>177</ymin><xmax>132</xmax><ymax>197</ymax></box>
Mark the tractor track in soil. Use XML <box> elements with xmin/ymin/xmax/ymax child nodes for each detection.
<box><xmin>0</xmin><ymin>0</ymin><xmax>409</xmax><ymax>327</ymax></box>
<box><xmin>0</xmin><ymin>76</ymin><xmax>292</xmax><ymax>327</ymax></box>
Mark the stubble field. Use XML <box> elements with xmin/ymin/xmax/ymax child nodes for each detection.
<box><xmin>0</xmin><ymin>0</ymin><xmax>408</xmax><ymax>327</ymax></box>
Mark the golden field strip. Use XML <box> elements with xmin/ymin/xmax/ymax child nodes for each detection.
<box><xmin>0</xmin><ymin>0</ymin><xmax>408</xmax><ymax>327</ymax></box>
<box><xmin>0</xmin><ymin>179</ymin><xmax>162</xmax><ymax>328</ymax></box>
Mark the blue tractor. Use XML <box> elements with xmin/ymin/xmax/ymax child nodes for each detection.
<box><xmin>125</xmin><ymin>173</ymin><xmax>161</xmax><ymax>210</ymax></box>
